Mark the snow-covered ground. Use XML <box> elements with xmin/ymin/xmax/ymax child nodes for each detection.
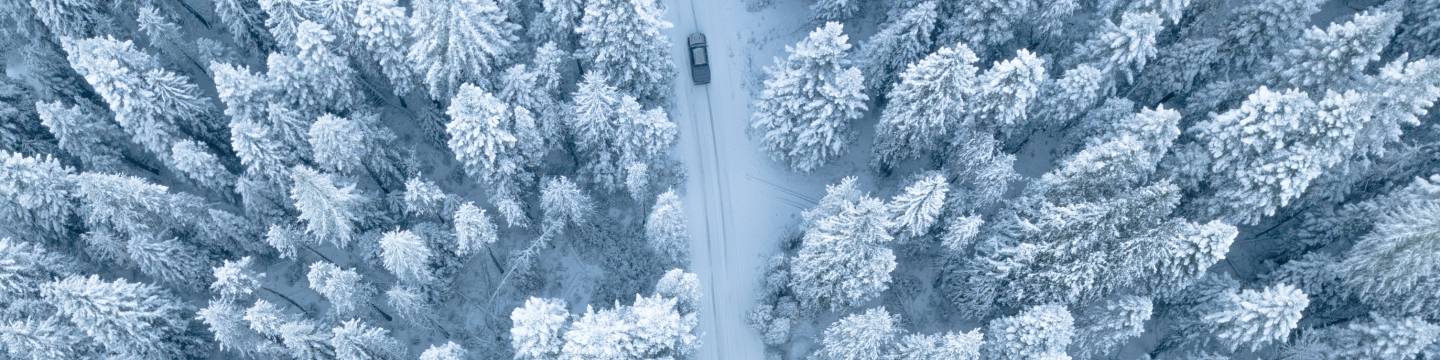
<box><xmin>663</xmin><ymin>1</ymin><xmax>871</xmax><ymax>358</ymax></box>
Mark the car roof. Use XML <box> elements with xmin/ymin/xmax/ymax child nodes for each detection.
<box><xmin>689</xmin><ymin>33</ymin><xmax>706</xmax><ymax>43</ymax></box>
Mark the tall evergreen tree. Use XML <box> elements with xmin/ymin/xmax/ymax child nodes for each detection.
<box><xmin>815</xmin><ymin>307</ymin><xmax>901</xmax><ymax>360</ymax></box>
<box><xmin>408</xmin><ymin>0</ymin><xmax>519</xmax><ymax>99</ymax></box>
<box><xmin>511</xmin><ymin>297</ymin><xmax>569</xmax><ymax>360</ymax></box>
<box><xmin>978</xmin><ymin>304</ymin><xmax>1074</xmax><ymax>359</ymax></box>
<box><xmin>646</xmin><ymin>190</ymin><xmax>690</xmax><ymax>265</ymax></box>
<box><xmin>576</xmin><ymin>0</ymin><xmax>674</xmax><ymax>100</ymax></box>
<box><xmin>289</xmin><ymin>165</ymin><xmax>363</xmax><ymax>248</ymax></box>
<box><xmin>859</xmin><ymin>0</ymin><xmax>939</xmax><ymax>93</ymax></box>
<box><xmin>790</xmin><ymin>191</ymin><xmax>895</xmax><ymax>311</ymax></box>
<box><xmin>307</xmin><ymin>261</ymin><xmax>375</xmax><ymax>316</ymax></box>
<box><xmin>872</xmin><ymin>44</ymin><xmax>979</xmax><ymax>169</ymax></box>
<box><xmin>380</xmin><ymin>229</ymin><xmax>435</xmax><ymax>285</ymax></box>
<box><xmin>1069</xmin><ymin>11</ymin><xmax>1164</xmax><ymax>83</ymax></box>
<box><xmin>40</xmin><ymin>275</ymin><xmax>192</xmax><ymax>358</ymax></box>
<box><xmin>1201</xmin><ymin>283</ymin><xmax>1309</xmax><ymax>352</ymax></box>
<box><xmin>751</xmin><ymin>22</ymin><xmax>868</xmax><ymax>172</ymax></box>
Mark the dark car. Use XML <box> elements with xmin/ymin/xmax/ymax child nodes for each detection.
<box><xmin>688</xmin><ymin>33</ymin><xmax>710</xmax><ymax>85</ymax></box>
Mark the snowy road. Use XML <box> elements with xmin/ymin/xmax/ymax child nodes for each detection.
<box><xmin>665</xmin><ymin>1</ymin><xmax>848</xmax><ymax>359</ymax></box>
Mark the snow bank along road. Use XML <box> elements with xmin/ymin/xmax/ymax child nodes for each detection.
<box><xmin>666</xmin><ymin>0</ymin><xmax>834</xmax><ymax>359</ymax></box>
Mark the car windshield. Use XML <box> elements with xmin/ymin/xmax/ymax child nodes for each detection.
<box><xmin>692</xmin><ymin>47</ymin><xmax>707</xmax><ymax>65</ymax></box>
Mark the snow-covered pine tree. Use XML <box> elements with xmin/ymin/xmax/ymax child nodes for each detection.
<box><xmin>0</xmin><ymin>316</ymin><xmax>90</xmax><ymax>359</ymax></box>
<box><xmin>267</xmin><ymin>21</ymin><xmax>358</xmax><ymax>117</ymax></box>
<box><xmin>936</xmin><ymin>0</ymin><xmax>1032</xmax><ymax>54</ymax></box>
<box><xmin>1337</xmin><ymin>181</ymin><xmax>1440</xmax><ymax>317</ymax></box>
<box><xmin>568</xmin><ymin>73</ymin><xmax>678</xmax><ymax>192</ymax></box>
<box><xmin>309</xmin><ymin>112</ymin><xmax>403</xmax><ymax>186</ymax></box>
<box><xmin>1193</xmin><ymin>87</ymin><xmax>1363</xmax><ymax>224</ymax></box>
<box><xmin>966</xmin><ymin>49</ymin><xmax>1046</xmax><ymax>136</ymax></box>
<box><xmin>811</xmin><ymin>0</ymin><xmax>863</xmax><ymax>21</ymax></box>
<box><xmin>0</xmin><ymin>151</ymin><xmax>74</xmax><ymax>239</ymax></box>
<box><xmin>511</xmin><ymin>297</ymin><xmax>569</xmax><ymax>360</ymax></box>
<box><xmin>646</xmin><ymin>190</ymin><xmax>689</xmax><ymax>265</ymax></box>
<box><xmin>380</xmin><ymin>230</ymin><xmax>435</xmax><ymax>285</ymax></box>
<box><xmin>1269</xmin><ymin>11</ymin><xmax>1400</xmax><ymax>93</ymax></box>
<box><xmin>888</xmin><ymin>172</ymin><xmax>948</xmax><ymax>238</ymax></box>
<box><xmin>214</xmin><ymin>0</ymin><xmax>275</xmax><ymax>53</ymax></box>
<box><xmin>655</xmin><ymin>269</ymin><xmax>702</xmax><ymax>314</ymax></box>
<box><xmin>41</xmin><ymin>275</ymin><xmax>193</xmax><ymax>358</ymax></box>
<box><xmin>978</xmin><ymin>304</ymin><xmax>1074</xmax><ymax>359</ymax></box>
<box><xmin>1069</xmin><ymin>11</ymin><xmax>1163</xmax><ymax>84</ymax></box>
<box><xmin>136</xmin><ymin>5</ymin><xmax>184</xmax><ymax>57</ymax></box>
<box><xmin>790</xmin><ymin>191</ymin><xmax>895</xmax><ymax>311</ymax></box>
<box><xmin>751</xmin><ymin>22</ymin><xmax>868</xmax><ymax>172</ymax></box>
<box><xmin>891</xmin><ymin>330</ymin><xmax>983</xmax><ymax>360</ymax></box>
<box><xmin>169</xmin><ymin>139</ymin><xmax>234</xmax><ymax>192</ymax></box>
<box><xmin>27</xmin><ymin>0</ymin><xmax>111</xmax><ymax>37</ymax></box>
<box><xmin>307</xmin><ymin>261</ymin><xmax>375</xmax><ymax>316</ymax></box>
<box><xmin>420</xmin><ymin>341</ymin><xmax>468</xmax><ymax>360</ymax></box>
<box><xmin>861</xmin><ymin>0</ymin><xmax>939</xmax><ymax>93</ymax></box>
<box><xmin>198</xmin><ymin>299</ymin><xmax>284</xmax><ymax>357</ymax></box>
<box><xmin>245</xmin><ymin>299</ymin><xmax>334</xmax><ymax>360</ymax></box>
<box><xmin>354</xmin><ymin>0</ymin><xmax>415</xmax><ymax>96</ymax></box>
<box><xmin>330</xmin><ymin>319</ymin><xmax>403</xmax><ymax>360</ymax></box>
<box><xmin>1071</xmin><ymin>295</ymin><xmax>1153</xmax><ymax>359</ymax></box>
<box><xmin>61</xmin><ymin>36</ymin><xmax>217</xmax><ymax>162</ymax></box>
<box><xmin>533</xmin><ymin>0</ymin><xmax>583</xmax><ymax>46</ymax></box>
<box><xmin>34</xmin><ymin>100</ymin><xmax>124</xmax><ymax>171</ymax></box>
<box><xmin>408</xmin><ymin>0</ymin><xmax>518</xmax><ymax>100</ymax></box>
<box><xmin>872</xmin><ymin>44</ymin><xmax>979</xmax><ymax>169</ymax></box>
<box><xmin>815</xmin><ymin>307</ymin><xmax>901</xmax><ymax>360</ymax></box>
<box><xmin>576</xmin><ymin>0</ymin><xmax>674</xmax><ymax>101</ymax></box>
<box><xmin>290</xmin><ymin>165</ymin><xmax>363</xmax><ymax>248</ymax></box>
<box><xmin>211</xmin><ymin>257</ymin><xmax>265</xmax><ymax>301</ymax></box>
<box><xmin>1214</xmin><ymin>0</ymin><xmax>1325</xmax><ymax>76</ymax></box>
<box><xmin>1201</xmin><ymin>283</ymin><xmax>1308</xmax><ymax>352</ymax></box>
<box><xmin>1028</xmin><ymin>65</ymin><xmax>1106</xmax><ymax>133</ymax></box>
<box><xmin>453</xmin><ymin>202</ymin><xmax>499</xmax><ymax>258</ymax></box>
<box><xmin>384</xmin><ymin>286</ymin><xmax>431</xmax><ymax>324</ymax></box>
<box><xmin>540</xmin><ymin>176</ymin><xmax>593</xmax><ymax>232</ymax></box>
<box><xmin>447</xmin><ymin>83</ymin><xmax>543</xmax><ymax>213</ymax></box>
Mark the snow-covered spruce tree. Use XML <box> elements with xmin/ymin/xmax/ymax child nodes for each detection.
<box><xmin>1201</xmin><ymin>283</ymin><xmax>1308</xmax><ymax>352</ymax></box>
<box><xmin>569</xmin><ymin>72</ymin><xmax>678</xmax><ymax>193</ymax></box>
<box><xmin>408</xmin><ymin>0</ymin><xmax>518</xmax><ymax>99</ymax></box>
<box><xmin>41</xmin><ymin>275</ymin><xmax>193</xmax><ymax>358</ymax></box>
<box><xmin>790</xmin><ymin>190</ymin><xmax>895</xmax><ymax>311</ymax></box>
<box><xmin>170</xmin><ymin>139</ymin><xmax>234</xmax><ymax>192</ymax></box>
<box><xmin>34</xmin><ymin>100</ymin><xmax>125</xmax><ymax>171</ymax></box>
<box><xmin>655</xmin><ymin>269</ymin><xmax>702</xmax><ymax>314</ymax></box>
<box><xmin>309</xmin><ymin>112</ymin><xmax>404</xmax><ymax>188</ymax></box>
<box><xmin>1028</xmin><ymin>64</ymin><xmax>1106</xmax><ymax>133</ymax></box>
<box><xmin>966</xmin><ymin>49</ymin><xmax>1046</xmax><ymax>138</ymax></box>
<box><xmin>136</xmin><ymin>5</ymin><xmax>184</xmax><ymax>57</ymax></box>
<box><xmin>1336</xmin><ymin>184</ymin><xmax>1440</xmax><ymax>317</ymax></box>
<box><xmin>380</xmin><ymin>229</ymin><xmax>435</xmax><ymax>285</ymax></box>
<box><xmin>811</xmin><ymin>0</ymin><xmax>864</xmax><ymax>21</ymax></box>
<box><xmin>978</xmin><ymin>304</ymin><xmax>1074</xmax><ymax>359</ymax></box>
<box><xmin>28</xmin><ymin>0</ymin><xmax>111</xmax><ymax>37</ymax></box>
<box><xmin>540</xmin><ymin>176</ymin><xmax>594</xmax><ymax>233</ymax></box>
<box><xmin>888</xmin><ymin>172</ymin><xmax>948</xmax><ymax>239</ymax></box>
<box><xmin>420</xmin><ymin>341</ymin><xmax>468</xmax><ymax>360</ymax></box>
<box><xmin>871</xmin><ymin>44</ymin><xmax>979</xmax><ymax>169</ymax></box>
<box><xmin>1392</xmin><ymin>0</ymin><xmax>1440</xmax><ymax>56</ymax></box>
<box><xmin>330</xmin><ymin>319</ymin><xmax>403</xmax><ymax>360</ymax></box>
<box><xmin>307</xmin><ymin>261</ymin><xmax>375</xmax><ymax>316</ymax></box>
<box><xmin>814</xmin><ymin>307</ymin><xmax>902</xmax><ymax>360</ymax></box>
<box><xmin>447</xmin><ymin>83</ymin><xmax>543</xmax><ymax>213</ymax></box>
<box><xmin>511</xmin><ymin>297</ymin><xmax>570</xmax><ymax>360</ymax></box>
<box><xmin>244</xmin><ymin>299</ymin><xmax>334</xmax><ymax>360</ymax></box>
<box><xmin>211</xmin><ymin>257</ymin><xmax>265</xmax><ymax>301</ymax></box>
<box><xmin>936</xmin><ymin>0</ymin><xmax>1032</xmax><ymax>55</ymax></box>
<box><xmin>385</xmin><ymin>285</ymin><xmax>431</xmax><ymax>324</ymax></box>
<box><xmin>354</xmin><ymin>0</ymin><xmax>416</xmax><ymax>96</ymax></box>
<box><xmin>532</xmin><ymin>0</ymin><xmax>584</xmax><ymax>46</ymax></box>
<box><xmin>1071</xmin><ymin>295</ymin><xmax>1153</xmax><ymax>359</ymax></box>
<box><xmin>61</xmin><ymin>36</ymin><xmax>218</xmax><ymax>162</ymax></box>
<box><xmin>69</xmin><ymin>173</ymin><xmax>214</xmax><ymax>286</ymax></box>
<box><xmin>860</xmin><ymin>0</ymin><xmax>938</xmax><ymax>93</ymax></box>
<box><xmin>576</xmin><ymin>0</ymin><xmax>673</xmax><ymax>101</ymax></box>
<box><xmin>557</xmin><ymin>294</ymin><xmax>698</xmax><ymax>359</ymax></box>
<box><xmin>0</xmin><ymin>237</ymin><xmax>75</xmax><ymax>303</ymax></box>
<box><xmin>1192</xmin><ymin>87</ymin><xmax>1363</xmax><ymax>224</ymax></box>
<box><xmin>1268</xmin><ymin>11</ymin><xmax>1399</xmax><ymax>93</ymax></box>
<box><xmin>0</xmin><ymin>315</ymin><xmax>91</xmax><ymax>359</ymax></box>
<box><xmin>267</xmin><ymin>21</ymin><xmax>359</xmax><ymax>117</ymax></box>
<box><xmin>0</xmin><ymin>151</ymin><xmax>74</xmax><ymax>239</ymax></box>
<box><xmin>198</xmin><ymin>299</ymin><xmax>284</xmax><ymax>358</ymax></box>
<box><xmin>214</xmin><ymin>0</ymin><xmax>275</xmax><ymax>53</ymax></box>
<box><xmin>454</xmin><ymin>202</ymin><xmax>500</xmax><ymax>258</ymax></box>
<box><xmin>646</xmin><ymin>189</ymin><xmax>690</xmax><ymax>265</ymax></box>
<box><xmin>290</xmin><ymin>165</ymin><xmax>363</xmax><ymax>248</ymax></box>
<box><xmin>751</xmin><ymin>22</ymin><xmax>868</xmax><ymax>172</ymax></box>
<box><xmin>1068</xmin><ymin>11</ymin><xmax>1163</xmax><ymax>84</ymax></box>
<box><xmin>1213</xmin><ymin>0</ymin><xmax>1324</xmax><ymax>75</ymax></box>
<box><xmin>892</xmin><ymin>330</ymin><xmax>983</xmax><ymax>360</ymax></box>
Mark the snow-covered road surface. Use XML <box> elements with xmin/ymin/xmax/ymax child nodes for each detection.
<box><xmin>666</xmin><ymin>0</ymin><xmax>859</xmax><ymax>359</ymax></box>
